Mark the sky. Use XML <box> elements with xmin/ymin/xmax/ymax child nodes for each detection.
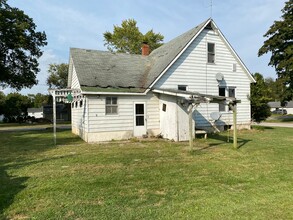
<box><xmin>2</xmin><ymin>0</ymin><xmax>287</xmax><ymax>95</ymax></box>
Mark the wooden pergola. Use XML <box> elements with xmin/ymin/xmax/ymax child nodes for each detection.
<box><xmin>153</xmin><ymin>89</ymin><xmax>240</xmax><ymax>149</ymax></box>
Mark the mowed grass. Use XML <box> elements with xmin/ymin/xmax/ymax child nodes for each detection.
<box><xmin>0</xmin><ymin>126</ymin><xmax>293</xmax><ymax>219</ymax></box>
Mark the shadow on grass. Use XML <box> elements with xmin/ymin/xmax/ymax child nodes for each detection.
<box><xmin>0</xmin><ymin>166</ymin><xmax>28</xmax><ymax>220</ymax></box>
<box><xmin>193</xmin><ymin>132</ymin><xmax>252</xmax><ymax>152</ymax></box>
<box><xmin>0</xmin><ymin>129</ymin><xmax>82</xmax><ymax>219</ymax></box>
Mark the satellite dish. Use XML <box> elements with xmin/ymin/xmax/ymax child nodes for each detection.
<box><xmin>210</xmin><ymin>112</ymin><xmax>222</xmax><ymax>121</ymax></box>
<box><xmin>216</xmin><ymin>72</ymin><xmax>224</xmax><ymax>81</ymax></box>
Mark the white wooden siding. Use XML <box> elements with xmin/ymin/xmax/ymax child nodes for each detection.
<box><xmin>71</xmin><ymin>97</ymin><xmax>88</xmax><ymax>134</ymax></box>
<box><xmin>154</xmin><ymin>29</ymin><xmax>252</xmax><ymax>127</ymax></box>
<box><xmin>71</xmin><ymin>65</ymin><xmax>81</xmax><ymax>89</ymax></box>
<box><xmin>86</xmin><ymin>92</ymin><xmax>159</xmax><ymax>133</ymax></box>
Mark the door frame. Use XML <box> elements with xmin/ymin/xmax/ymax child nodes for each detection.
<box><xmin>133</xmin><ymin>102</ymin><xmax>147</xmax><ymax>137</ymax></box>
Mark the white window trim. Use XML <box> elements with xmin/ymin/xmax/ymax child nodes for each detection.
<box><xmin>218</xmin><ymin>86</ymin><xmax>237</xmax><ymax>112</ymax></box>
<box><xmin>207</xmin><ymin>42</ymin><xmax>216</xmax><ymax>64</ymax></box>
<box><xmin>105</xmin><ymin>97</ymin><xmax>118</xmax><ymax>115</ymax></box>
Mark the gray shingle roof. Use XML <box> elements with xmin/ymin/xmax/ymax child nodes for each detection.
<box><xmin>70</xmin><ymin>19</ymin><xmax>210</xmax><ymax>93</ymax></box>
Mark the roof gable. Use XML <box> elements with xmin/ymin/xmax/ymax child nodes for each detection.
<box><xmin>69</xmin><ymin>18</ymin><xmax>255</xmax><ymax>94</ymax></box>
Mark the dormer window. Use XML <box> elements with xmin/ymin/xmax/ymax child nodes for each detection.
<box><xmin>207</xmin><ymin>43</ymin><xmax>215</xmax><ymax>63</ymax></box>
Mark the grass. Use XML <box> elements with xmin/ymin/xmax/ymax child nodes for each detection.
<box><xmin>1</xmin><ymin>126</ymin><xmax>293</xmax><ymax>219</ymax></box>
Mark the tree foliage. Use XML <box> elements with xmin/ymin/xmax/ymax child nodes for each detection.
<box><xmin>104</xmin><ymin>19</ymin><xmax>164</xmax><ymax>54</ymax></box>
<box><xmin>250</xmin><ymin>73</ymin><xmax>271</xmax><ymax>122</ymax></box>
<box><xmin>258</xmin><ymin>0</ymin><xmax>293</xmax><ymax>101</ymax></box>
<box><xmin>0</xmin><ymin>92</ymin><xmax>50</xmax><ymax>122</ymax></box>
<box><xmin>1</xmin><ymin>93</ymin><xmax>33</xmax><ymax>120</ymax></box>
<box><xmin>0</xmin><ymin>0</ymin><xmax>47</xmax><ymax>90</ymax></box>
<box><xmin>28</xmin><ymin>93</ymin><xmax>49</xmax><ymax>108</ymax></box>
<box><xmin>265</xmin><ymin>77</ymin><xmax>289</xmax><ymax>105</ymax></box>
<box><xmin>47</xmin><ymin>63</ymin><xmax>69</xmax><ymax>89</ymax></box>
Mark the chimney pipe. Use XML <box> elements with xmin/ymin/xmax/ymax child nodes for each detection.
<box><xmin>141</xmin><ymin>42</ymin><xmax>150</xmax><ymax>56</ymax></box>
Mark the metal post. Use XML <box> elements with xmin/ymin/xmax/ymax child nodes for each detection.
<box><xmin>52</xmin><ymin>90</ymin><xmax>57</xmax><ymax>145</ymax></box>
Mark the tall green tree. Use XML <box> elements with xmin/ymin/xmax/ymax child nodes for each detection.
<box><xmin>47</xmin><ymin>63</ymin><xmax>69</xmax><ymax>89</ymax></box>
<box><xmin>104</xmin><ymin>19</ymin><xmax>164</xmax><ymax>54</ymax></box>
<box><xmin>250</xmin><ymin>73</ymin><xmax>271</xmax><ymax>122</ymax></box>
<box><xmin>0</xmin><ymin>91</ymin><xmax>5</xmax><ymax>115</ymax></box>
<box><xmin>265</xmin><ymin>77</ymin><xmax>289</xmax><ymax>104</ymax></box>
<box><xmin>0</xmin><ymin>0</ymin><xmax>47</xmax><ymax>90</ymax></box>
<box><xmin>28</xmin><ymin>93</ymin><xmax>49</xmax><ymax>108</ymax></box>
<box><xmin>2</xmin><ymin>93</ymin><xmax>33</xmax><ymax>120</ymax></box>
<box><xmin>258</xmin><ymin>0</ymin><xmax>293</xmax><ymax>101</ymax></box>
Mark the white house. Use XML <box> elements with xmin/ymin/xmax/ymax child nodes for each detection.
<box><xmin>268</xmin><ymin>101</ymin><xmax>293</xmax><ymax>114</ymax></box>
<box><xmin>67</xmin><ymin>18</ymin><xmax>255</xmax><ymax>142</ymax></box>
<box><xmin>27</xmin><ymin>107</ymin><xmax>43</xmax><ymax>119</ymax></box>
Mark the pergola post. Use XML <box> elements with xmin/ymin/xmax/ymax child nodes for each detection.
<box><xmin>188</xmin><ymin>105</ymin><xmax>193</xmax><ymax>150</ymax></box>
<box><xmin>233</xmin><ymin>106</ymin><xmax>237</xmax><ymax>148</ymax></box>
<box><xmin>231</xmin><ymin>104</ymin><xmax>238</xmax><ymax>148</ymax></box>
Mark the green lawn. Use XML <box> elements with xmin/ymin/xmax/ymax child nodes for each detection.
<box><xmin>1</xmin><ymin>127</ymin><xmax>293</xmax><ymax>219</ymax></box>
<box><xmin>266</xmin><ymin>115</ymin><xmax>293</xmax><ymax>123</ymax></box>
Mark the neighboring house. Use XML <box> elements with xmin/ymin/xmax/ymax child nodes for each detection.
<box><xmin>27</xmin><ymin>107</ymin><xmax>43</xmax><ymax>119</ymax></box>
<box><xmin>68</xmin><ymin>18</ymin><xmax>255</xmax><ymax>142</ymax></box>
<box><xmin>268</xmin><ymin>101</ymin><xmax>293</xmax><ymax>114</ymax></box>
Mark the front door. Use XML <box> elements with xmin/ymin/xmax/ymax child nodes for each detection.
<box><xmin>133</xmin><ymin>103</ymin><xmax>146</xmax><ymax>137</ymax></box>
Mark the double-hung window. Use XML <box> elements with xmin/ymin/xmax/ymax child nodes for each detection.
<box><xmin>106</xmin><ymin>97</ymin><xmax>118</xmax><ymax>115</ymax></box>
<box><xmin>219</xmin><ymin>87</ymin><xmax>226</xmax><ymax>112</ymax></box>
<box><xmin>219</xmin><ymin>87</ymin><xmax>236</xmax><ymax>112</ymax></box>
<box><xmin>207</xmin><ymin>43</ymin><xmax>215</xmax><ymax>63</ymax></box>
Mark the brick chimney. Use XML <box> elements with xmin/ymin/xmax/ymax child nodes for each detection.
<box><xmin>141</xmin><ymin>42</ymin><xmax>150</xmax><ymax>56</ymax></box>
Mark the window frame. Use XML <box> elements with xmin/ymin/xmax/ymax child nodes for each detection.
<box><xmin>178</xmin><ymin>85</ymin><xmax>187</xmax><ymax>91</ymax></box>
<box><xmin>105</xmin><ymin>97</ymin><xmax>118</xmax><ymax>115</ymax></box>
<box><xmin>218</xmin><ymin>87</ymin><xmax>226</xmax><ymax>112</ymax></box>
<box><xmin>207</xmin><ymin>42</ymin><xmax>215</xmax><ymax>64</ymax></box>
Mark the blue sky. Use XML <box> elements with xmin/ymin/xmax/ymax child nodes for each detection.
<box><xmin>3</xmin><ymin>0</ymin><xmax>286</xmax><ymax>95</ymax></box>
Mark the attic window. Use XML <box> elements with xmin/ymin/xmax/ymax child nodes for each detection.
<box><xmin>207</xmin><ymin>43</ymin><xmax>215</xmax><ymax>63</ymax></box>
<box><xmin>178</xmin><ymin>85</ymin><xmax>187</xmax><ymax>91</ymax></box>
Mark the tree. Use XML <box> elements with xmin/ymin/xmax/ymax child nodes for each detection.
<box><xmin>250</xmin><ymin>73</ymin><xmax>272</xmax><ymax>122</ymax></box>
<box><xmin>103</xmin><ymin>19</ymin><xmax>164</xmax><ymax>54</ymax></box>
<box><xmin>265</xmin><ymin>77</ymin><xmax>289</xmax><ymax>104</ymax></box>
<box><xmin>2</xmin><ymin>93</ymin><xmax>33</xmax><ymax>122</ymax></box>
<box><xmin>0</xmin><ymin>91</ymin><xmax>5</xmax><ymax>115</ymax></box>
<box><xmin>28</xmin><ymin>93</ymin><xmax>49</xmax><ymax>108</ymax></box>
<box><xmin>47</xmin><ymin>63</ymin><xmax>69</xmax><ymax>89</ymax></box>
<box><xmin>0</xmin><ymin>0</ymin><xmax>47</xmax><ymax>90</ymax></box>
<box><xmin>258</xmin><ymin>0</ymin><xmax>293</xmax><ymax>101</ymax></box>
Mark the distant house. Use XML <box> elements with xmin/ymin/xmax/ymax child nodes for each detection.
<box><xmin>27</xmin><ymin>107</ymin><xmax>43</xmax><ymax>119</ymax></box>
<box><xmin>268</xmin><ymin>101</ymin><xmax>293</xmax><ymax>114</ymax></box>
<box><xmin>67</xmin><ymin>18</ymin><xmax>255</xmax><ymax>142</ymax></box>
